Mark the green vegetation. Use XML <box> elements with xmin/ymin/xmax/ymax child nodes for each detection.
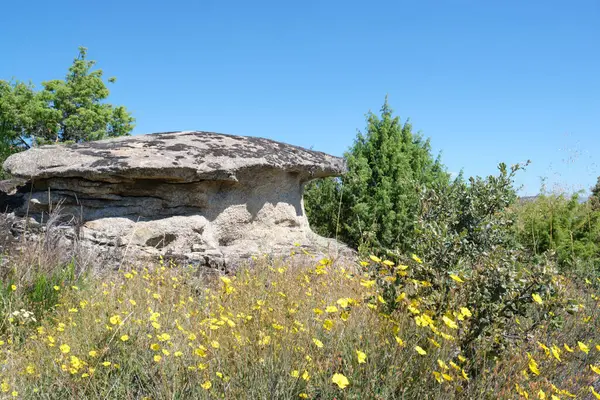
<box><xmin>304</xmin><ymin>99</ymin><xmax>449</xmax><ymax>253</ymax></box>
<box><xmin>0</xmin><ymin>47</ymin><xmax>134</xmax><ymax>178</ymax></box>
<box><xmin>1</xmin><ymin>89</ymin><xmax>600</xmax><ymax>398</ymax></box>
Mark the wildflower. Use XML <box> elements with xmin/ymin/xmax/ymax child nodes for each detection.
<box><xmin>154</xmin><ymin>355</ymin><xmax>162</xmax><ymax>363</ymax></box>
<box><xmin>449</xmin><ymin>274</ymin><xmax>464</xmax><ymax>283</ymax></box>
<box><xmin>356</xmin><ymin>350</ymin><xmax>367</xmax><ymax>364</ymax></box>
<box><xmin>415</xmin><ymin>346</ymin><xmax>427</xmax><ymax>355</ymax></box>
<box><xmin>53</xmin><ymin>286</ymin><xmax>60</xmax><ymax>291</ymax></box>
<box><xmin>60</xmin><ymin>344</ymin><xmax>71</xmax><ymax>354</ymax></box>
<box><xmin>0</xmin><ymin>382</ymin><xmax>8</xmax><ymax>393</ymax></box>
<box><xmin>564</xmin><ymin>343</ymin><xmax>574</xmax><ymax>352</ymax></box>
<box><xmin>528</xmin><ymin>356</ymin><xmax>540</xmax><ymax>375</ymax></box>
<box><xmin>109</xmin><ymin>315</ymin><xmax>122</xmax><ymax>325</ymax></box>
<box><xmin>89</xmin><ymin>350</ymin><xmax>98</xmax><ymax>357</ymax></box>
<box><xmin>201</xmin><ymin>381</ymin><xmax>212</xmax><ymax>390</ymax></box>
<box><xmin>302</xmin><ymin>370</ymin><xmax>310</xmax><ymax>381</ymax></box>
<box><xmin>336</xmin><ymin>298</ymin><xmax>349</xmax><ymax>308</ymax></box>
<box><xmin>120</xmin><ymin>335</ymin><xmax>129</xmax><ymax>342</ymax></box>
<box><xmin>102</xmin><ymin>361</ymin><xmax>111</xmax><ymax>367</ymax></box>
<box><xmin>291</xmin><ymin>370</ymin><xmax>300</xmax><ymax>378</ymax></box>
<box><xmin>299</xmin><ymin>394</ymin><xmax>308</xmax><ymax>398</ymax></box>
<box><xmin>591</xmin><ymin>386</ymin><xmax>600</xmax><ymax>400</ymax></box>
<box><xmin>157</xmin><ymin>333</ymin><xmax>171</xmax><ymax>342</ymax></box>
<box><xmin>591</xmin><ymin>365</ymin><xmax>600</xmax><ymax>375</ymax></box>
<box><xmin>360</xmin><ymin>279</ymin><xmax>376</xmax><ymax>288</ymax></box>
<box><xmin>395</xmin><ymin>336</ymin><xmax>405</xmax><ymax>346</ymax></box>
<box><xmin>579</xmin><ymin>341</ymin><xmax>590</xmax><ymax>354</ymax></box>
<box><xmin>437</xmin><ymin>359</ymin><xmax>449</xmax><ymax>370</ymax></box>
<box><xmin>331</xmin><ymin>373</ymin><xmax>350</xmax><ymax>389</ymax></box>
<box><xmin>551</xmin><ymin>345</ymin><xmax>562</xmax><ymax>362</ymax></box>
<box><xmin>174</xmin><ymin>351</ymin><xmax>183</xmax><ymax>357</ymax></box>
<box><xmin>442</xmin><ymin>316</ymin><xmax>458</xmax><ymax>329</ymax></box>
<box><xmin>26</xmin><ymin>365</ymin><xmax>35</xmax><ymax>374</ymax></box>
<box><xmin>10</xmin><ymin>285</ymin><xmax>16</xmax><ymax>291</ymax></box>
<box><xmin>211</xmin><ymin>340</ymin><xmax>220</xmax><ymax>349</ymax></box>
<box><xmin>369</xmin><ymin>255</ymin><xmax>381</xmax><ymax>263</ymax></box>
<box><xmin>326</xmin><ymin>305</ymin><xmax>338</xmax><ymax>313</ymax></box>
<box><xmin>323</xmin><ymin>319</ymin><xmax>334</xmax><ymax>331</ymax></box>
<box><xmin>460</xmin><ymin>307</ymin><xmax>472</xmax><ymax>317</ymax></box>
<box><xmin>411</xmin><ymin>254</ymin><xmax>423</xmax><ymax>263</ymax></box>
<box><xmin>377</xmin><ymin>295</ymin><xmax>386</xmax><ymax>304</ymax></box>
<box><xmin>532</xmin><ymin>293</ymin><xmax>543</xmax><ymax>305</ymax></box>
<box><xmin>312</xmin><ymin>338</ymin><xmax>324</xmax><ymax>348</ymax></box>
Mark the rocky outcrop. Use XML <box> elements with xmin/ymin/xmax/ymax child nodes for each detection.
<box><xmin>0</xmin><ymin>131</ymin><xmax>348</xmax><ymax>269</ymax></box>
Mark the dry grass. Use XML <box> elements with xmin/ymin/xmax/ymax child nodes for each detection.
<box><xmin>0</xmin><ymin>248</ymin><xmax>599</xmax><ymax>399</ymax></box>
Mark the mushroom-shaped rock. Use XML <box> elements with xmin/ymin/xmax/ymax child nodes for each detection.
<box><xmin>1</xmin><ymin>131</ymin><xmax>348</xmax><ymax>268</ymax></box>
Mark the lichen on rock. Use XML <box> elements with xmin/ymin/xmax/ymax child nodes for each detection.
<box><xmin>0</xmin><ymin>131</ymin><xmax>349</xmax><ymax>269</ymax></box>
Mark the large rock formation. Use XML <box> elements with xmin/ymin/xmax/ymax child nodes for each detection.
<box><xmin>0</xmin><ymin>131</ymin><xmax>348</xmax><ymax>269</ymax></box>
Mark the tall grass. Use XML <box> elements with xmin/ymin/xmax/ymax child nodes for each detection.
<box><xmin>0</xmin><ymin>250</ymin><xmax>599</xmax><ymax>399</ymax></box>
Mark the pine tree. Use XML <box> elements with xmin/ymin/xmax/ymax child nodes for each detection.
<box><xmin>304</xmin><ymin>98</ymin><xmax>449</xmax><ymax>252</ymax></box>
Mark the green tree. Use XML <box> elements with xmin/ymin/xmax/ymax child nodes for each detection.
<box><xmin>304</xmin><ymin>98</ymin><xmax>449</xmax><ymax>252</ymax></box>
<box><xmin>0</xmin><ymin>47</ymin><xmax>134</xmax><ymax>177</ymax></box>
<box><xmin>591</xmin><ymin>176</ymin><xmax>600</xmax><ymax>211</ymax></box>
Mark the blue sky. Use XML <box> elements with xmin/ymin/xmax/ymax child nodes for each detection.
<box><xmin>1</xmin><ymin>0</ymin><xmax>598</xmax><ymax>195</ymax></box>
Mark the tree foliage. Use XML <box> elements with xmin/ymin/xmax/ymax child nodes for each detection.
<box><xmin>514</xmin><ymin>190</ymin><xmax>600</xmax><ymax>273</ymax></box>
<box><xmin>304</xmin><ymin>99</ymin><xmax>449</xmax><ymax>252</ymax></box>
<box><xmin>0</xmin><ymin>47</ymin><xmax>134</xmax><ymax>177</ymax></box>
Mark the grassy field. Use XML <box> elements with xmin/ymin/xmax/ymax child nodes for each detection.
<box><xmin>1</xmin><ymin>244</ymin><xmax>600</xmax><ymax>399</ymax></box>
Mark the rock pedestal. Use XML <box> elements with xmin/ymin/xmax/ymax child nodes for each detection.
<box><xmin>0</xmin><ymin>131</ymin><xmax>348</xmax><ymax>269</ymax></box>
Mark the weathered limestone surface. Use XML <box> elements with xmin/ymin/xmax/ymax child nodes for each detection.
<box><xmin>0</xmin><ymin>131</ymin><xmax>349</xmax><ymax>269</ymax></box>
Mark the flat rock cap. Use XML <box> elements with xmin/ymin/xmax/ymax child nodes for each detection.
<box><xmin>3</xmin><ymin>131</ymin><xmax>346</xmax><ymax>183</ymax></box>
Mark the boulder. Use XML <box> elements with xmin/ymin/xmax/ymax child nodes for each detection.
<box><xmin>1</xmin><ymin>131</ymin><xmax>349</xmax><ymax>269</ymax></box>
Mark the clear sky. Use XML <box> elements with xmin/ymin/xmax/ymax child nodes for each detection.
<box><xmin>1</xmin><ymin>0</ymin><xmax>598</xmax><ymax>195</ymax></box>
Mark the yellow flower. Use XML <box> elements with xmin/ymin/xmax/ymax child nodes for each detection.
<box><xmin>302</xmin><ymin>370</ymin><xmax>310</xmax><ymax>381</ymax></box>
<box><xmin>336</xmin><ymin>298</ymin><xmax>349</xmax><ymax>308</ymax></box>
<box><xmin>323</xmin><ymin>319</ymin><xmax>334</xmax><ymax>331</ymax></box>
<box><xmin>356</xmin><ymin>350</ymin><xmax>367</xmax><ymax>364</ymax></box>
<box><xmin>579</xmin><ymin>341</ymin><xmax>590</xmax><ymax>354</ymax></box>
<box><xmin>411</xmin><ymin>254</ymin><xmax>423</xmax><ymax>264</ymax></box>
<box><xmin>564</xmin><ymin>343</ymin><xmax>574</xmax><ymax>352</ymax></box>
<box><xmin>291</xmin><ymin>370</ymin><xmax>300</xmax><ymax>378</ymax></box>
<box><xmin>89</xmin><ymin>350</ymin><xmax>98</xmax><ymax>357</ymax></box>
<box><xmin>360</xmin><ymin>279</ymin><xmax>376</xmax><ymax>288</ymax></box>
<box><xmin>174</xmin><ymin>351</ymin><xmax>183</xmax><ymax>357</ymax></box>
<box><xmin>26</xmin><ymin>365</ymin><xmax>35</xmax><ymax>374</ymax></box>
<box><xmin>442</xmin><ymin>316</ymin><xmax>458</xmax><ymax>329</ymax></box>
<box><xmin>53</xmin><ymin>285</ymin><xmax>60</xmax><ymax>291</ymax></box>
<box><xmin>437</xmin><ymin>359</ymin><xmax>449</xmax><ymax>370</ymax></box>
<box><xmin>211</xmin><ymin>340</ymin><xmax>220</xmax><ymax>349</ymax></box>
<box><xmin>10</xmin><ymin>285</ymin><xmax>16</xmax><ymax>291</ymax></box>
<box><xmin>325</xmin><ymin>305</ymin><xmax>338</xmax><ymax>313</ymax></box>
<box><xmin>154</xmin><ymin>355</ymin><xmax>162</xmax><ymax>363</ymax></box>
<box><xmin>528</xmin><ymin>357</ymin><xmax>540</xmax><ymax>376</ymax></box>
<box><xmin>591</xmin><ymin>365</ymin><xmax>600</xmax><ymax>375</ymax></box>
<box><xmin>0</xmin><ymin>382</ymin><xmax>8</xmax><ymax>393</ymax></box>
<box><xmin>312</xmin><ymin>338</ymin><xmax>324</xmax><ymax>348</ymax></box>
<box><xmin>60</xmin><ymin>344</ymin><xmax>71</xmax><ymax>354</ymax></box>
<box><xmin>299</xmin><ymin>394</ymin><xmax>308</xmax><ymax>398</ymax></box>
<box><xmin>415</xmin><ymin>346</ymin><xmax>427</xmax><ymax>355</ymax></box>
<box><xmin>120</xmin><ymin>335</ymin><xmax>129</xmax><ymax>342</ymax></box>
<box><xmin>449</xmin><ymin>274</ymin><xmax>464</xmax><ymax>283</ymax></box>
<box><xmin>532</xmin><ymin>293</ymin><xmax>543</xmax><ymax>305</ymax></box>
<box><xmin>369</xmin><ymin>255</ymin><xmax>382</xmax><ymax>263</ymax></box>
<box><xmin>591</xmin><ymin>386</ymin><xmax>600</xmax><ymax>400</ymax></box>
<box><xmin>331</xmin><ymin>373</ymin><xmax>350</xmax><ymax>389</ymax></box>
<box><xmin>460</xmin><ymin>307</ymin><xmax>472</xmax><ymax>317</ymax></box>
<box><xmin>109</xmin><ymin>315</ymin><xmax>122</xmax><ymax>325</ymax></box>
<box><xmin>150</xmin><ymin>343</ymin><xmax>160</xmax><ymax>351</ymax></box>
<box><xmin>201</xmin><ymin>381</ymin><xmax>212</xmax><ymax>390</ymax></box>
<box><xmin>102</xmin><ymin>361</ymin><xmax>111</xmax><ymax>367</ymax></box>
